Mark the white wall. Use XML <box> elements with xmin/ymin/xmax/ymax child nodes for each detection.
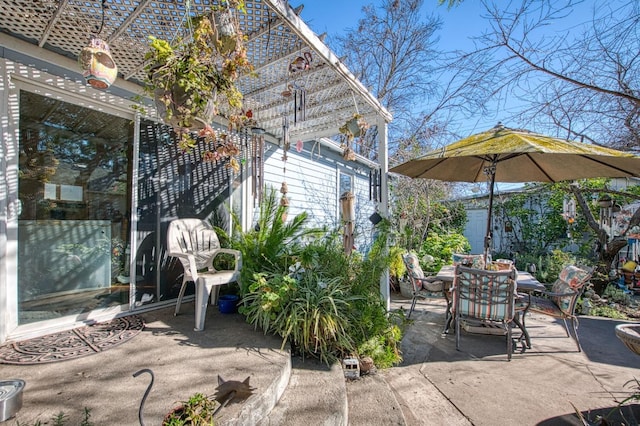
<box><xmin>262</xmin><ymin>141</ymin><xmax>377</xmax><ymax>252</ymax></box>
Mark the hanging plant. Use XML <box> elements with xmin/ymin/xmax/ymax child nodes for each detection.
<box><xmin>342</xmin><ymin>146</ymin><xmax>356</xmax><ymax>161</ymax></box>
<box><xmin>141</xmin><ymin>1</ymin><xmax>253</xmax><ymax>167</ymax></box>
<box><xmin>339</xmin><ymin>113</ymin><xmax>369</xmax><ymax>141</ymax></box>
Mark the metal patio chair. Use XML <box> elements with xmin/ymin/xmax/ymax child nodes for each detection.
<box><xmin>524</xmin><ymin>265</ymin><xmax>592</xmax><ymax>351</ymax></box>
<box><xmin>454</xmin><ymin>265</ymin><xmax>518</xmax><ymax>361</ymax></box>
<box><xmin>402</xmin><ymin>253</ymin><xmax>447</xmax><ymax>319</ymax></box>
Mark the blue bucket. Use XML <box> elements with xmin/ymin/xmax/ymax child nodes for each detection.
<box><xmin>218</xmin><ymin>294</ymin><xmax>239</xmax><ymax>314</ymax></box>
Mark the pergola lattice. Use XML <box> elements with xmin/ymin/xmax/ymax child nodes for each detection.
<box><xmin>0</xmin><ymin>0</ymin><xmax>392</xmax><ymax>143</ymax></box>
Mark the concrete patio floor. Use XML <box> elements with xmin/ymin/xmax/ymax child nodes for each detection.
<box><xmin>1</xmin><ymin>294</ymin><xmax>639</xmax><ymax>425</ymax></box>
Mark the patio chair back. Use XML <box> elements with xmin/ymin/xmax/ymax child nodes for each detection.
<box><xmin>402</xmin><ymin>253</ymin><xmax>446</xmax><ymax>318</ymax></box>
<box><xmin>526</xmin><ymin>265</ymin><xmax>592</xmax><ymax>351</ymax></box>
<box><xmin>454</xmin><ymin>265</ymin><xmax>517</xmax><ymax>360</ymax></box>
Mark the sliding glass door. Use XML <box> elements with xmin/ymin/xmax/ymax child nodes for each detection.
<box><xmin>17</xmin><ymin>90</ymin><xmax>133</xmax><ymax>324</ymax></box>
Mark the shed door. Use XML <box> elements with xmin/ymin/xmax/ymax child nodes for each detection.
<box><xmin>464</xmin><ymin>209</ymin><xmax>488</xmax><ymax>254</ymax></box>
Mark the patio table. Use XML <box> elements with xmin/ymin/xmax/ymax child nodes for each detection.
<box><xmin>436</xmin><ymin>265</ymin><xmax>545</xmax><ymax>349</ymax></box>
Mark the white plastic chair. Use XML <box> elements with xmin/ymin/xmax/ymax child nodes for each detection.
<box><xmin>167</xmin><ymin>218</ymin><xmax>242</xmax><ymax>331</ymax></box>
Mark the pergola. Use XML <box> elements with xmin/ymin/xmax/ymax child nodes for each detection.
<box><xmin>0</xmin><ymin>0</ymin><xmax>391</xmax><ymax>144</ymax></box>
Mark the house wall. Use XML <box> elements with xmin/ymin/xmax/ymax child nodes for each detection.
<box><xmin>0</xmin><ymin>53</ymin><xmax>383</xmax><ymax>342</ymax></box>
<box><xmin>262</xmin><ymin>141</ymin><xmax>378</xmax><ymax>252</ymax></box>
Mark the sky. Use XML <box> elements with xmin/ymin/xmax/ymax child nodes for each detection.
<box><xmin>301</xmin><ymin>1</ymin><xmax>598</xmax><ymax>133</ymax></box>
<box><xmin>302</xmin><ymin>1</ymin><xmax>486</xmax><ymax>54</ymax></box>
<box><xmin>300</xmin><ymin>1</ymin><xmax>600</xmax><ymax>193</ymax></box>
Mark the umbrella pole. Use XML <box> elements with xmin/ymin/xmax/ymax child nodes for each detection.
<box><xmin>484</xmin><ymin>161</ymin><xmax>497</xmax><ymax>265</ymax></box>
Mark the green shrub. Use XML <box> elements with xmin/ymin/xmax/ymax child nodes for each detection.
<box><xmin>588</xmin><ymin>305</ymin><xmax>628</xmax><ymax>320</ymax></box>
<box><xmin>235</xmin><ymin>215</ymin><xmax>404</xmax><ymax>367</ymax></box>
<box><xmin>219</xmin><ymin>188</ymin><xmax>324</xmax><ymax>295</ymax></box>
<box><xmin>602</xmin><ymin>284</ymin><xmax>632</xmax><ymax>305</ymax></box>
<box><xmin>277</xmin><ymin>273</ymin><xmax>360</xmax><ymax>365</ymax></box>
<box><xmin>239</xmin><ymin>272</ymin><xmax>297</xmax><ymax>334</ymax></box>
<box><xmin>419</xmin><ymin>231</ymin><xmax>470</xmax><ymax>273</ymax></box>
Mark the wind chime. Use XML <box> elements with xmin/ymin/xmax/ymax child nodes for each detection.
<box><xmin>562</xmin><ymin>196</ymin><xmax>577</xmax><ymax>238</ymax></box>
<box><xmin>288</xmin><ymin>51</ymin><xmax>312</xmax><ymax>124</ymax></box>
<box><xmin>340</xmin><ymin>191</ymin><xmax>356</xmax><ymax>255</ymax></box>
<box><xmin>78</xmin><ymin>0</ymin><xmax>117</xmax><ymax>89</ymax></box>
<box><xmin>251</xmin><ymin>128</ymin><xmax>264</xmax><ymax>206</ymax></box>
<box><xmin>369</xmin><ymin>168</ymin><xmax>382</xmax><ymax>202</ymax></box>
<box><xmin>280</xmin><ymin>115</ymin><xmax>290</xmax><ymax>221</ymax></box>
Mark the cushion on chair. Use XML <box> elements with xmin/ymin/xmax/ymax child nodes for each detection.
<box><xmin>528</xmin><ymin>295</ymin><xmax>564</xmax><ymax>317</ymax></box>
<box><xmin>452</xmin><ymin>253</ymin><xmax>485</xmax><ymax>270</ymax></box>
<box><xmin>547</xmin><ymin>265</ymin><xmax>590</xmax><ymax>315</ymax></box>
<box><xmin>456</xmin><ymin>269</ymin><xmax>515</xmax><ymax>321</ymax></box>
<box><xmin>548</xmin><ymin>279</ymin><xmax>577</xmax><ymax>315</ymax></box>
<box><xmin>404</xmin><ymin>253</ymin><xmax>425</xmax><ymax>290</ymax></box>
<box><xmin>558</xmin><ymin>265</ymin><xmax>591</xmax><ymax>289</ymax></box>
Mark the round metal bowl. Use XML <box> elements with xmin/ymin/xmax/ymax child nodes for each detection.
<box><xmin>0</xmin><ymin>379</ymin><xmax>25</xmax><ymax>422</ymax></box>
<box><xmin>615</xmin><ymin>324</ymin><xmax>640</xmax><ymax>357</ymax></box>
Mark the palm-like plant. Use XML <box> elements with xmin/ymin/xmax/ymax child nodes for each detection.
<box><xmin>277</xmin><ymin>273</ymin><xmax>361</xmax><ymax>365</ymax></box>
<box><xmin>227</xmin><ymin>188</ymin><xmax>324</xmax><ymax>294</ymax></box>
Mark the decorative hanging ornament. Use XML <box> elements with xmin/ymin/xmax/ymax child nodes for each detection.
<box><xmin>288</xmin><ymin>52</ymin><xmax>312</xmax><ymax>73</ymax></box>
<box><xmin>78</xmin><ymin>1</ymin><xmax>116</xmax><ymax>89</ymax></box>
<box><xmin>79</xmin><ymin>37</ymin><xmax>118</xmax><ymax>89</ymax></box>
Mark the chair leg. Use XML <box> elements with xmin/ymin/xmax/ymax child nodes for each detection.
<box><xmin>442</xmin><ymin>290</ymin><xmax>453</xmax><ymax>334</ymax></box>
<box><xmin>210</xmin><ymin>285</ymin><xmax>221</xmax><ymax>306</ymax></box>
<box><xmin>455</xmin><ymin>314</ymin><xmax>461</xmax><ymax>351</ymax></box>
<box><xmin>561</xmin><ymin>318</ymin><xmax>571</xmax><ymax>337</ymax></box>
<box><xmin>194</xmin><ymin>278</ymin><xmax>213</xmax><ymax>332</ymax></box>
<box><xmin>569</xmin><ymin>317</ymin><xmax>582</xmax><ymax>352</ymax></box>
<box><xmin>408</xmin><ymin>295</ymin><xmax>418</xmax><ymax>319</ymax></box>
<box><xmin>506</xmin><ymin>324</ymin><xmax>512</xmax><ymax>361</ymax></box>
<box><xmin>513</xmin><ymin>312</ymin><xmax>530</xmax><ymax>349</ymax></box>
<box><xmin>174</xmin><ymin>278</ymin><xmax>190</xmax><ymax>316</ymax></box>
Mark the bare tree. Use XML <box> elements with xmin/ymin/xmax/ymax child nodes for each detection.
<box><xmin>336</xmin><ymin>0</ymin><xmax>442</xmax><ymax>147</ymax></box>
<box><xmin>444</xmin><ymin>0</ymin><xmax>640</xmax><ymax>149</ymax></box>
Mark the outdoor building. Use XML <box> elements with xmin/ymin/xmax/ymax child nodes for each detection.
<box><xmin>460</xmin><ymin>178</ymin><xmax>640</xmax><ymax>257</ymax></box>
<box><xmin>0</xmin><ymin>1</ymin><xmax>392</xmax><ymax>344</ymax></box>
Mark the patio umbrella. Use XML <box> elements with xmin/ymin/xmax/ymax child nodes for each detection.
<box><xmin>389</xmin><ymin>124</ymin><xmax>640</xmax><ymax>260</ymax></box>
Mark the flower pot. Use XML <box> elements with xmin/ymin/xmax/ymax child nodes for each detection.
<box><xmin>153</xmin><ymin>82</ymin><xmax>216</xmax><ymax>129</ymax></box>
<box><xmin>218</xmin><ymin>294</ymin><xmax>239</xmax><ymax>314</ymax></box>
<box><xmin>213</xmin><ymin>9</ymin><xmax>237</xmax><ymax>55</ymax></box>
<box><xmin>346</xmin><ymin>117</ymin><xmax>362</xmax><ymax>138</ymax></box>
<box><xmin>78</xmin><ymin>37</ymin><xmax>118</xmax><ymax>89</ymax></box>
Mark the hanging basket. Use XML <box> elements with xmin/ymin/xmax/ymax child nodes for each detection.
<box><xmin>152</xmin><ymin>79</ymin><xmax>217</xmax><ymax>129</ymax></box>
<box><xmin>346</xmin><ymin>117</ymin><xmax>362</xmax><ymax>138</ymax></box>
<box><xmin>212</xmin><ymin>9</ymin><xmax>238</xmax><ymax>55</ymax></box>
<box><xmin>78</xmin><ymin>37</ymin><xmax>117</xmax><ymax>89</ymax></box>
<box><xmin>342</xmin><ymin>147</ymin><xmax>356</xmax><ymax>161</ymax></box>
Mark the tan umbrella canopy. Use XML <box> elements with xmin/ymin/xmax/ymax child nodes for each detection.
<box><xmin>390</xmin><ymin>124</ymin><xmax>640</xmax><ymax>259</ymax></box>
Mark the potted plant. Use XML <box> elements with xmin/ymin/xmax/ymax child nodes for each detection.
<box><xmin>141</xmin><ymin>1</ymin><xmax>253</xmax><ymax>168</ymax></box>
<box><xmin>163</xmin><ymin>392</ymin><xmax>218</xmax><ymax>425</ymax></box>
<box><xmin>339</xmin><ymin>113</ymin><xmax>368</xmax><ymax>161</ymax></box>
<box><xmin>339</xmin><ymin>113</ymin><xmax>369</xmax><ymax>141</ymax></box>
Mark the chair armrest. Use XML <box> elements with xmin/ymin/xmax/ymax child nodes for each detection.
<box><xmin>169</xmin><ymin>251</ymin><xmax>199</xmax><ymax>280</ymax></box>
<box><xmin>214</xmin><ymin>248</ymin><xmax>242</xmax><ymax>272</ymax></box>
<box><xmin>532</xmin><ymin>289</ymin><xmax>578</xmax><ymax>298</ymax></box>
<box><xmin>204</xmin><ymin>248</ymin><xmax>242</xmax><ymax>272</ymax></box>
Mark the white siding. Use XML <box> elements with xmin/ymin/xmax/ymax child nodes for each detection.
<box><xmin>262</xmin><ymin>141</ymin><xmax>378</xmax><ymax>252</ymax></box>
